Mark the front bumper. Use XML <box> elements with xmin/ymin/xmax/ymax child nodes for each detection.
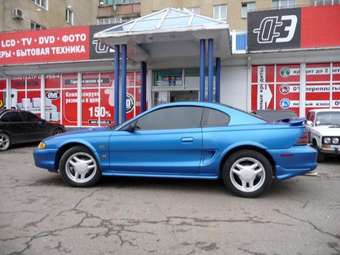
<box><xmin>33</xmin><ymin>148</ymin><xmax>58</xmax><ymax>171</ymax></box>
<box><xmin>319</xmin><ymin>145</ymin><xmax>340</xmax><ymax>155</ymax></box>
<box><xmin>269</xmin><ymin>145</ymin><xmax>318</xmax><ymax>180</ymax></box>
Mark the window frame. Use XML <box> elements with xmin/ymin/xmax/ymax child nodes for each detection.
<box><xmin>241</xmin><ymin>2</ymin><xmax>256</xmax><ymax>19</ymax></box>
<box><xmin>272</xmin><ymin>0</ymin><xmax>296</xmax><ymax>9</ymax></box>
<box><xmin>65</xmin><ymin>8</ymin><xmax>74</xmax><ymax>25</ymax></box>
<box><xmin>0</xmin><ymin>112</ymin><xmax>23</xmax><ymax>122</ymax></box>
<box><xmin>201</xmin><ymin>108</ymin><xmax>230</xmax><ymax>128</ymax></box>
<box><xmin>32</xmin><ymin>0</ymin><xmax>48</xmax><ymax>10</ymax></box>
<box><xmin>133</xmin><ymin>106</ymin><xmax>204</xmax><ymax>131</ymax></box>
<box><xmin>213</xmin><ymin>4</ymin><xmax>228</xmax><ymax>21</ymax></box>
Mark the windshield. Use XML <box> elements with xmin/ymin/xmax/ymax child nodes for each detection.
<box><xmin>316</xmin><ymin>112</ymin><xmax>340</xmax><ymax>126</ymax></box>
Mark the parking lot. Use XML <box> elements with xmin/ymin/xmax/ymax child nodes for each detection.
<box><xmin>0</xmin><ymin>145</ymin><xmax>339</xmax><ymax>255</ymax></box>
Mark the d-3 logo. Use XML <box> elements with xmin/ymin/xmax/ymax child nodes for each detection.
<box><xmin>248</xmin><ymin>8</ymin><xmax>301</xmax><ymax>51</ymax></box>
<box><xmin>253</xmin><ymin>15</ymin><xmax>297</xmax><ymax>44</ymax></box>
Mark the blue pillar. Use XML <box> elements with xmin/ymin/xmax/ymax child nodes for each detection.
<box><xmin>215</xmin><ymin>57</ymin><xmax>221</xmax><ymax>103</ymax></box>
<box><xmin>141</xmin><ymin>61</ymin><xmax>147</xmax><ymax>112</ymax></box>
<box><xmin>121</xmin><ymin>44</ymin><xmax>127</xmax><ymax>123</ymax></box>
<box><xmin>199</xmin><ymin>39</ymin><xmax>206</xmax><ymax>102</ymax></box>
<box><xmin>114</xmin><ymin>45</ymin><xmax>120</xmax><ymax>125</ymax></box>
<box><xmin>207</xmin><ymin>39</ymin><xmax>214</xmax><ymax>102</ymax></box>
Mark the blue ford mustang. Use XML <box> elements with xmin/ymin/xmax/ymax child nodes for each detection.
<box><xmin>34</xmin><ymin>102</ymin><xmax>317</xmax><ymax>197</ymax></box>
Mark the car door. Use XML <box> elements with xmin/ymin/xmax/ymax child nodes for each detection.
<box><xmin>201</xmin><ymin>108</ymin><xmax>231</xmax><ymax>176</ymax></box>
<box><xmin>109</xmin><ymin>106</ymin><xmax>204</xmax><ymax>175</ymax></box>
<box><xmin>0</xmin><ymin>111</ymin><xmax>28</xmax><ymax>143</ymax></box>
<box><xmin>20</xmin><ymin>112</ymin><xmax>47</xmax><ymax>141</ymax></box>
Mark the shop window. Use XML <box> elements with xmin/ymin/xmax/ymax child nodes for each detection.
<box><xmin>32</xmin><ymin>0</ymin><xmax>48</xmax><ymax>10</ymax></box>
<box><xmin>213</xmin><ymin>5</ymin><xmax>228</xmax><ymax>21</ymax></box>
<box><xmin>272</xmin><ymin>0</ymin><xmax>296</xmax><ymax>9</ymax></box>
<box><xmin>241</xmin><ymin>2</ymin><xmax>256</xmax><ymax>19</ymax></box>
<box><xmin>154</xmin><ymin>69</ymin><xmax>183</xmax><ymax>87</ymax></box>
<box><xmin>0</xmin><ymin>79</ymin><xmax>6</xmax><ymax>109</ymax></box>
<box><xmin>65</xmin><ymin>8</ymin><xmax>74</xmax><ymax>25</ymax></box>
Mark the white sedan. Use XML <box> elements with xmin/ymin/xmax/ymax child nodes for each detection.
<box><xmin>306</xmin><ymin>109</ymin><xmax>340</xmax><ymax>161</ymax></box>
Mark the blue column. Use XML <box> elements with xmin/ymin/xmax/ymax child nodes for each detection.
<box><xmin>199</xmin><ymin>39</ymin><xmax>206</xmax><ymax>102</ymax></box>
<box><xmin>207</xmin><ymin>39</ymin><xmax>214</xmax><ymax>102</ymax></box>
<box><xmin>121</xmin><ymin>44</ymin><xmax>127</xmax><ymax>123</ymax></box>
<box><xmin>114</xmin><ymin>45</ymin><xmax>120</xmax><ymax>125</ymax></box>
<box><xmin>215</xmin><ymin>57</ymin><xmax>221</xmax><ymax>103</ymax></box>
<box><xmin>141</xmin><ymin>61</ymin><xmax>147</xmax><ymax>112</ymax></box>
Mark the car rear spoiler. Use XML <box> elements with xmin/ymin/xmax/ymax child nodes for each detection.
<box><xmin>278</xmin><ymin>118</ymin><xmax>305</xmax><ymax>126</ymax></box>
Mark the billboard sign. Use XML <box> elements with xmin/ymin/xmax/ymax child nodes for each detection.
<box><xmin>0</xmin><ymin>25</ymin><xmax>114</xmax><ymax>66</ymax></box>
<box><xmin>248</xmin><ymin>5</ymin><xmax>340</xmax><ymax>52</ymax></box>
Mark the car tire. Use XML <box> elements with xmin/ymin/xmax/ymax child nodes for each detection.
<box><xmin>222</xmin><ymin>150</ymin><xmax>273</xmax><ymax>198</ymax></box>
<box><xmin>0</xmin><ymin>132</ymin><xmax>11</xmax><ymax>151</ymax></box>
<box><xmin>312</xmin><ymin>140</ymin><xmax>325</xmax><ymax>162</ymax></box>
<box><xmin>59</xmin><ymin>146</ymin><xmax>101</xmax><ymax>187</ymax></box>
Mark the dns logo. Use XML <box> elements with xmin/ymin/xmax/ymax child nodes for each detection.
<box><xmin>253</xmin><ymin>15</ymin><xmax>297</xmax><ymax>44</ymax></box>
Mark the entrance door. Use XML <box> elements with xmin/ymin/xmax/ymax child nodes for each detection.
<box><xmin>170</xmin><ymin>91</ymin><xmax>198</xmax><ymax>102</ymax></box>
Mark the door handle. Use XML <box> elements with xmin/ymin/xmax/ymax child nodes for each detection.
<box><xmin>181</xmin><ymin>137</ymin><xmax>194</xmax><ymax>143</ymax></box>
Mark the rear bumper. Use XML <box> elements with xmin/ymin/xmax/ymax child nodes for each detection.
<box><xmin>33</xmin><ymin>148</ymin><xmax>58</xmax><ymax>171</ymax></box>
<box><xmin>269</xmin><ymin>145</ymin><xmax>318</xmax><ymax>180</ymax></box>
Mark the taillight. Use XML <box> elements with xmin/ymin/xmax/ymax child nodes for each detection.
<box><xmin>295</xmin><ymin>129</ymin><xmax>309</xmax><ymax>145</ymax></box>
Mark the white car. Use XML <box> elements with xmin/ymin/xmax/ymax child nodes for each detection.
<box><xmin>306</xmin><ymin>109</ymin><xmax>340</xmax><ymax>161</ymax></box>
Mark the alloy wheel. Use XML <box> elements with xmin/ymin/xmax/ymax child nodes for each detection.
<box><xmin>65</xmin><ymin>152</ymin><xmax>97</xmax><ymax>184</ymax></box>
<box><xmin>229</xmin><ymin>157</ymin><xmax>266</xmax><ymax>193</ymax></box>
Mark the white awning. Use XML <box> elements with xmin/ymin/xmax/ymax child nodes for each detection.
<box><xmin>94</xmin><ymin>8</ymin><xmax>231</xmax><ymax>64</ymax></box>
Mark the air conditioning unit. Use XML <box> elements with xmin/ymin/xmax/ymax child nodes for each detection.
<box><xmin>12</xmin><ymin>8</ymin><xmax>23</xmax><ymax>20</ymax></box>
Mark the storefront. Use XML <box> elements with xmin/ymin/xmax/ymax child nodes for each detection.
<box><xmin>248</xmin><ymin>5</ymin><xmax>340</xmax><ymax>117</ymax></box>
<box><xmin>0</xmin><ymin>25</ymin><xmax>142</xmax><ymax>127</ymax></box>
<box><xmin>1</xmin><ymin>5</ymin><xmax>340</xmax><ymax>127</ymax></box>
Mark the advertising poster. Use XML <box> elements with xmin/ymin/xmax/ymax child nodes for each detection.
<box><xmin>45</xmin><ymin>75</ymin><xmax>61</xmax><ymax>123</ymax></box>
<box><xmin>252</xmin><ymin>62</ymin><xmax>340</xmax><ymax>117</ymax></box>
<box><xmin>62</xmin><ymin>73</ymin><xmax>78</xmax><ymax>126</ymax></box>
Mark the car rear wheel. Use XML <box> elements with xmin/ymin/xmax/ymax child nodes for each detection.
<box><xmin>59</xmin><ymin>146</ymin><xmax>101</xmax><ymax>187</ymax></box>
<box><xmin>0</xmin><ymin>133</ymin><xmax>11</xmax><ymax>151</ymax></box>
<box><xmin>222</xmin><ymin>150</ymin><xmax>273</xmax><ymax>198</ymax></box>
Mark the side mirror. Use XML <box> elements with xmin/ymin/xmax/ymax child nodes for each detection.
<box><xmin>306</xmin><ymin>120</ymin><xmax>313</xmax><ymax>127</ymax></box>
<box><xmin>124</xmin><ymin>122</ymin><xmax>136</xmax><ymax>132</ymax></box>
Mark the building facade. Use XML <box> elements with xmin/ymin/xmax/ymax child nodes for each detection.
<box><xmin>97</xmin><ymin>0</ymin><xmax>140</xmax><ymax>25</ymax></box>
<box><xmin>1</xmin><ymin>1</ymin><xmax>340</xmax><ymax>128</ymax></box>
<box><xmin>0</xmin><ymin>0</ymin><xmax>98</xmax><ymax>32</ymax></box>
<box><xmin>141</xmin><ymin>0</ymin><xmax>316</xmax><ymax>31</ymax></box>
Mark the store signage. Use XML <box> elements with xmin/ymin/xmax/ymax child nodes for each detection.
<box><xmin>248</xmin><ymin>5</ymin><xmax>340</xmax><ymax>52</ymax></box>
<box><xmin>0</xmin><ymin>25</ymin><xmax>114</xmax><ymax>66</ymax></box>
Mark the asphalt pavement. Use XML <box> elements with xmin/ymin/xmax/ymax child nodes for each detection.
<box><xmin>0</xmin><ymin>145</ymin><xmax>339</xmax><ymax>255</ymax></box>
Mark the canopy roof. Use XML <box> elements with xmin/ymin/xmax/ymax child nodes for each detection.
<box><xmin>94</xmin><ymin>8</ymin><xmax>230</xmax><ymax>65</ymax></box>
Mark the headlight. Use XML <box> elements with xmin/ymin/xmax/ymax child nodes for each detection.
<box><xmin>38</xmin><ymin>142</ymin><xmax>46</xmax><ymax>149</ymax></box>
<box><xmin>323</xmin><ymin>137</ymin><xmax>331</xmax><ymax>144</ymax></box>
<box><xmin>332</xmin><ymin>137</ymin><xmax>339</xmax><ymax>144</ymax></box>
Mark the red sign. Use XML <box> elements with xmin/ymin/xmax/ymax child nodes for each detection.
<box><xmin>301</xmin><ymin>5</ymin><xmax>340</xmax><ymax>49</ymax></box>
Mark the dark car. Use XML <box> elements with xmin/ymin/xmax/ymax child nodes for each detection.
<box><xmin>0</xmin><ymin>109</ymin><xmax>65</xmax><ymax>151</ymax></box>
<box><xmin>254</xmin><ymin>110</ymin><xmax>298</xmax><ymax>122</ymax></box>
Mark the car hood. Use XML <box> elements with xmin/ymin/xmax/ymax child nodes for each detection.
<box><xmin>312</xmin><ymin>126</ymin><xmax>340</xmax><ymax>136</ymax></box>
<box><xmin>44</xmin><ymin>127</ymin><xmax>112</xmax><ymax>141</ymax></box>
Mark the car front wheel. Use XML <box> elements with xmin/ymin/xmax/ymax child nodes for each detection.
<box><xmin>222</xmin><ymin>150</ymin><xmax>273</xmax><ymax>198</ymax></box>
<box><xmin>0</xmin><ymin>133</ymin><xmax>11</xmax><ymax>151</ymax></box>
<box><xmin>59</xmin><ymin>146</ymin><xmax>101</xmax><ymax>187</ymax></box>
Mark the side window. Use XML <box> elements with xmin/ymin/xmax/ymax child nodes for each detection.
<box><xmin>136</xmin><ymin>106</ymin><xmax>203</xmax><ymax>130</ymax></box>
<box><xmin>202</xmin><ymin>108</ymin><xmax>229</xmax><ymax>127</ymax></box>
<box><xmin>21</xmin><ymin>112</ymin><xmax>40</xmax><ymax>122</ymax></box>
<box><xmin>1</xmin><ymin>112</ymin><xmax>22</xmax><ymax>122</ymax></box>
